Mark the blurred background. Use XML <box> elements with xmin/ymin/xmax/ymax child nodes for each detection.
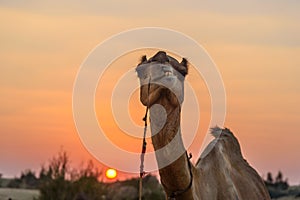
<box><xmin>0</xmin><ymin>1</ymin><xmax>299</xmax><ymax>199</ymax></box>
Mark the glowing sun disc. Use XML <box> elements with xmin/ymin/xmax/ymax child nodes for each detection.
<box><xmin>105</xmin><ymin>168</ymin><xmax>117</xmax><ymax>179</ymax></box>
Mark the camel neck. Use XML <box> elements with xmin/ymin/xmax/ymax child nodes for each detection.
<box><xmin>149</xmin><ymin>104</ymin><xmax>182</xmax><ymax>149</ymax></box>
<box><xmin>149</xmin><ymin>104</ymin><xmax>193</xmax><ymax>198</ymax></box>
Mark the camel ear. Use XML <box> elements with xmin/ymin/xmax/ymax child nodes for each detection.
<box><xmin>180</xmin><ymin>58</ymin><xmax>188</xmax><ymax>75</ymax></box>
<box><xmin>141</xmin><ymin>55</ymin><xmax>147</xmax><ymax>62</ymax></box>
<box><xmin>139</xmin><ymin>55</ymin><xmax>147</xmax><ymax>65</ymax></box>
<box><xmin>181</xmin><ymin>58</ymin><xmax>188</xmax><ymax>68</ymax></box>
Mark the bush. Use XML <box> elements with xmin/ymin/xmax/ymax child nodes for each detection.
<box><xmin>38</xmin><ymin>150</ymin><xmax>107</xmax><ymax>200</ymax></box>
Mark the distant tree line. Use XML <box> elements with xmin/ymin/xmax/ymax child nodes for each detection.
<box><xmin>2</xmin><ymin>150</ymin><xmax>300</xmax><ymax>200</ymax></box>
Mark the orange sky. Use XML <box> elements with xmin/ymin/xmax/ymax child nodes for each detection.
<box><xmin>1</xmin><ymin>1</ymin><xmax>300</xmax><ymax>184</ymax></box>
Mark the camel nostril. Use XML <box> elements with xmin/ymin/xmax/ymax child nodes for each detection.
<box><xmin>164</xmin><ymin>71</ymin><xmax>172</xmax><ymax>76</ymax></box>
<box><xmin>162</xmin><ymin>65</ymin><xmax>174</xmax><ymax>77</ymax></box>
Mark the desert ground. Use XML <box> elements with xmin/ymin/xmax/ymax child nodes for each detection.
<box><xmin>0</xmin><ymin>188</ymin><xmax>39</xmax><ymax>200</ymax></box>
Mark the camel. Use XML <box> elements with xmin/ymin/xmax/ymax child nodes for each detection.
<box><xmin>136</xmin><ymin>51</ymin><xmax>270</xmax><ymax>200</ymax></box>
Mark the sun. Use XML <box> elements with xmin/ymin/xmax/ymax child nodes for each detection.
<box><xmin>105</xmin><ymin>168</ymin><xmax>117</xmax><ymax>179</ymax></box>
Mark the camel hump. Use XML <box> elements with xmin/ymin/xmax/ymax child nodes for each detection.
<box><xmin>199</xmin><ymin>126</ymin><xmax>242</xmax><ymax>161</ymax></box>
<box><xmin>210</xmin><ymin>126</ymin><xmax>233</xmax><ymax>138</ymax></box>
<box><xmin>210</xmin><ymin>126</ymin><xmax>240</xmax><ymax>152</ymax></box>
<box><xmin>196</xmin><ymin>127</ymin><xmax>271</xmax><ymax>199</ymax></box>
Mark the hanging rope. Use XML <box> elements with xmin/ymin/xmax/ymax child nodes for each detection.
<box><xmin>139</xmin><ymin>78</ymin><xmax>151</xmax><ymax>200</ymax></box>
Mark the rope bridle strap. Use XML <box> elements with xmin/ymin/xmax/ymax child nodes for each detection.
<box><xmin>139</xmin><ymin>100</ymin><xmax>148</xmax><ymax>178</ymax></box>
<box><xmin>139</xmin><ymin>79</ymin><xmax>151</xmax><ymax>200</ymax></box>
<box><xmin>168</xmin><ymin>152</ymin><xmax>193</xmax><ymax>200</ymax></box>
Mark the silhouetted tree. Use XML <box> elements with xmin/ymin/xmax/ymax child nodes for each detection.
<box><xmin>38</xmin><ymin>149</ymin><xmax>72</xmax><ymax>200</ymax></box>
<box><xmin>20</xmin><ymin>169</ymin><xmax>39</xmax><ymax>188</ymax></box>
<box><xmin>275</xmin><ymin>171</ymin><xmax>283</xmax><ymax>183</ymax></box>
<box><xmin>267</xmin><ymin>172</ymin><xmax>273</xmax><ymax>184</ymax></box>
<box><xmin>264</xmin><ymin>171</ymin><xmax>290</xmax><ymax>198</ymax></box>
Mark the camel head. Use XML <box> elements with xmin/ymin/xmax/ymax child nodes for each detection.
<box><xmin>136</xmin><ymin>51</ymin><xmax>188</xmax><ymax>108</ymax></box>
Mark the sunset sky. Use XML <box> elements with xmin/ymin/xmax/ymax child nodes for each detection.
<box><xmin>1</xmin><ymin>1</ymin><xmax>300</xmax><ymax>184</ymax></box>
